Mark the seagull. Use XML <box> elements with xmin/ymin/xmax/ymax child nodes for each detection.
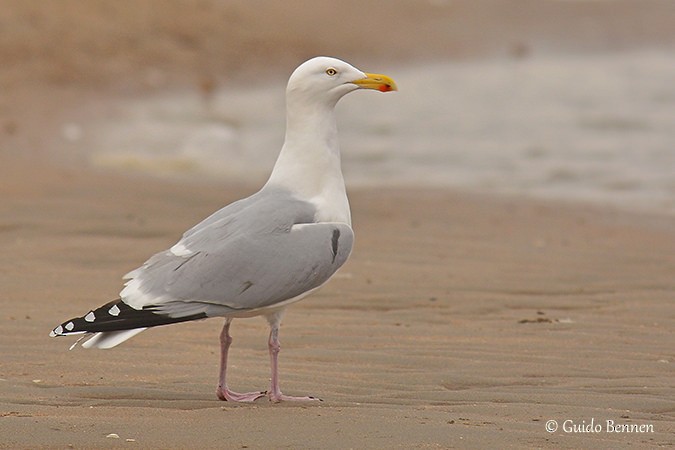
<box><xmin>50</xmin><ymin>56</ymin><xmax>397</xmax><ymax>403</ymax></box>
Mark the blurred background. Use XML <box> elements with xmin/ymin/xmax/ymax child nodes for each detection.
<box><xmin>1</xmin><ymin>0</ymin><xmax>674</xmax><ymax>213</ymax></box>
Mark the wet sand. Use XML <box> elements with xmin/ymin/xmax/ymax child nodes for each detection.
<box><xmin>2</xmin><ymin>1</ymin><xmax>675</xmax><ymax>448</ymax></box>
<box><xmin>1</xmin><ymin>158</ymin><xmax>674</xmax><ymax>448</ymax></box>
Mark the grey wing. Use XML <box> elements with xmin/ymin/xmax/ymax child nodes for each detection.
<box><xmin>167</xmin><ymin>221</ymin><xmax>353</xmax><ymax>316</ymax></box>
<box><xmin>122</xmin><ymin>222</ymin><xmax>353</xmax><ymax>318</ymax></box>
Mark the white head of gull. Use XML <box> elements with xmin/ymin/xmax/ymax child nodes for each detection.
<box><xmin>268</xmin><ymin>56</ymin><xmax>397</xmax><ymax>224</ymax></box>
<box><xmin>50</xmin><ymin>56</ymin><xmax>397</xmax><ymax>403</ymax></box>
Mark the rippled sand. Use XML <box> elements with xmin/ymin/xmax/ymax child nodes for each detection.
<box><xmin>2</xmin><ymin>1</ymin><xmax>674</xmax><ymax>448</ymax></box>
<box><xmin>1</xmin><ymin>159</ymin><xmax>674</xmax><ymax>448</ymax></box>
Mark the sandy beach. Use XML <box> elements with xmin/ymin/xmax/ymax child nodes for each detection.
<box><xmin>1</xmin><ymin>157</ymin><xmax>674</xmax><ymax>448</ymax></box>
<box><xmin>1</xmin><ymin>1</ymin><xmax>675</xmax><ymax>448</ymax></box>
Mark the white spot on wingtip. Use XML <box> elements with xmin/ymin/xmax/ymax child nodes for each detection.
<box><xmin>84</xmin><ymin>311</ymin><xmax>96</xmax><ymax>322</ymax></box>
<box><xmin>51</xmin><ymin>325</ymin><xmax>63</xmax><ymax>336</ymax></box>
<box><xmin>65</xmin><ymin>322</ymin><xmax>75</xmax><ymax>331</ymax></box>
<box><xmin>109</xmin><ymin>305</ymin><xmax>121</xmax><ymax>316</ymax></box>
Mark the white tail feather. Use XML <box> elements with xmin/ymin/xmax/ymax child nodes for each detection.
<box><xmin>81</xmin><ymin>328</ymin><xmax>147</xmax><ymax>349</ymax></box>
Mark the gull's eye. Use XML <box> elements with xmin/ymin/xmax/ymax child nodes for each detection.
<box><xmin>325</xmin><ymin>67</ymin><xmax>338</xmax><ymax>76</ymax></box>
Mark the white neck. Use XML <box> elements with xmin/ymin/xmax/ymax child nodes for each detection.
<box><xmin>264</xmin><ymin>99</ymin><xmax>351</xmax><ymax>225</ymax></box>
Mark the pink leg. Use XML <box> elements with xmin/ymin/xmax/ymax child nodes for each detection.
<box><xmin>215</xmin><ymin>318</ymin><xmax>265</xmax><ymax>402</ymax></box>
<box><xmin>266</xmin><ymin>321</ymin><xmax>321</xmax><ymax>403</ymax></box>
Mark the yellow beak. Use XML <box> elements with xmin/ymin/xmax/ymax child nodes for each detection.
<box><xmin>352</xmin><ymin>72</ymin><xmax>398</xmax><ymax>92</ymax></box>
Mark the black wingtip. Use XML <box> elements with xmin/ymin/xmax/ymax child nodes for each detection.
<box><xmin>50</xmin><ymin>299</ymin><xmax>207</xmax><ymax>335</ymax></box>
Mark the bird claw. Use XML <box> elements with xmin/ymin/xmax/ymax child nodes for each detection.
<box><xmin>268</xmin><ymin>392</ymin><xmax>323</xmax><ymax>403</ymax></box>
<box><xmin>216</xmin><ymin>387</ymin><xmax>267</xmax><ymax>403</ymax></box>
